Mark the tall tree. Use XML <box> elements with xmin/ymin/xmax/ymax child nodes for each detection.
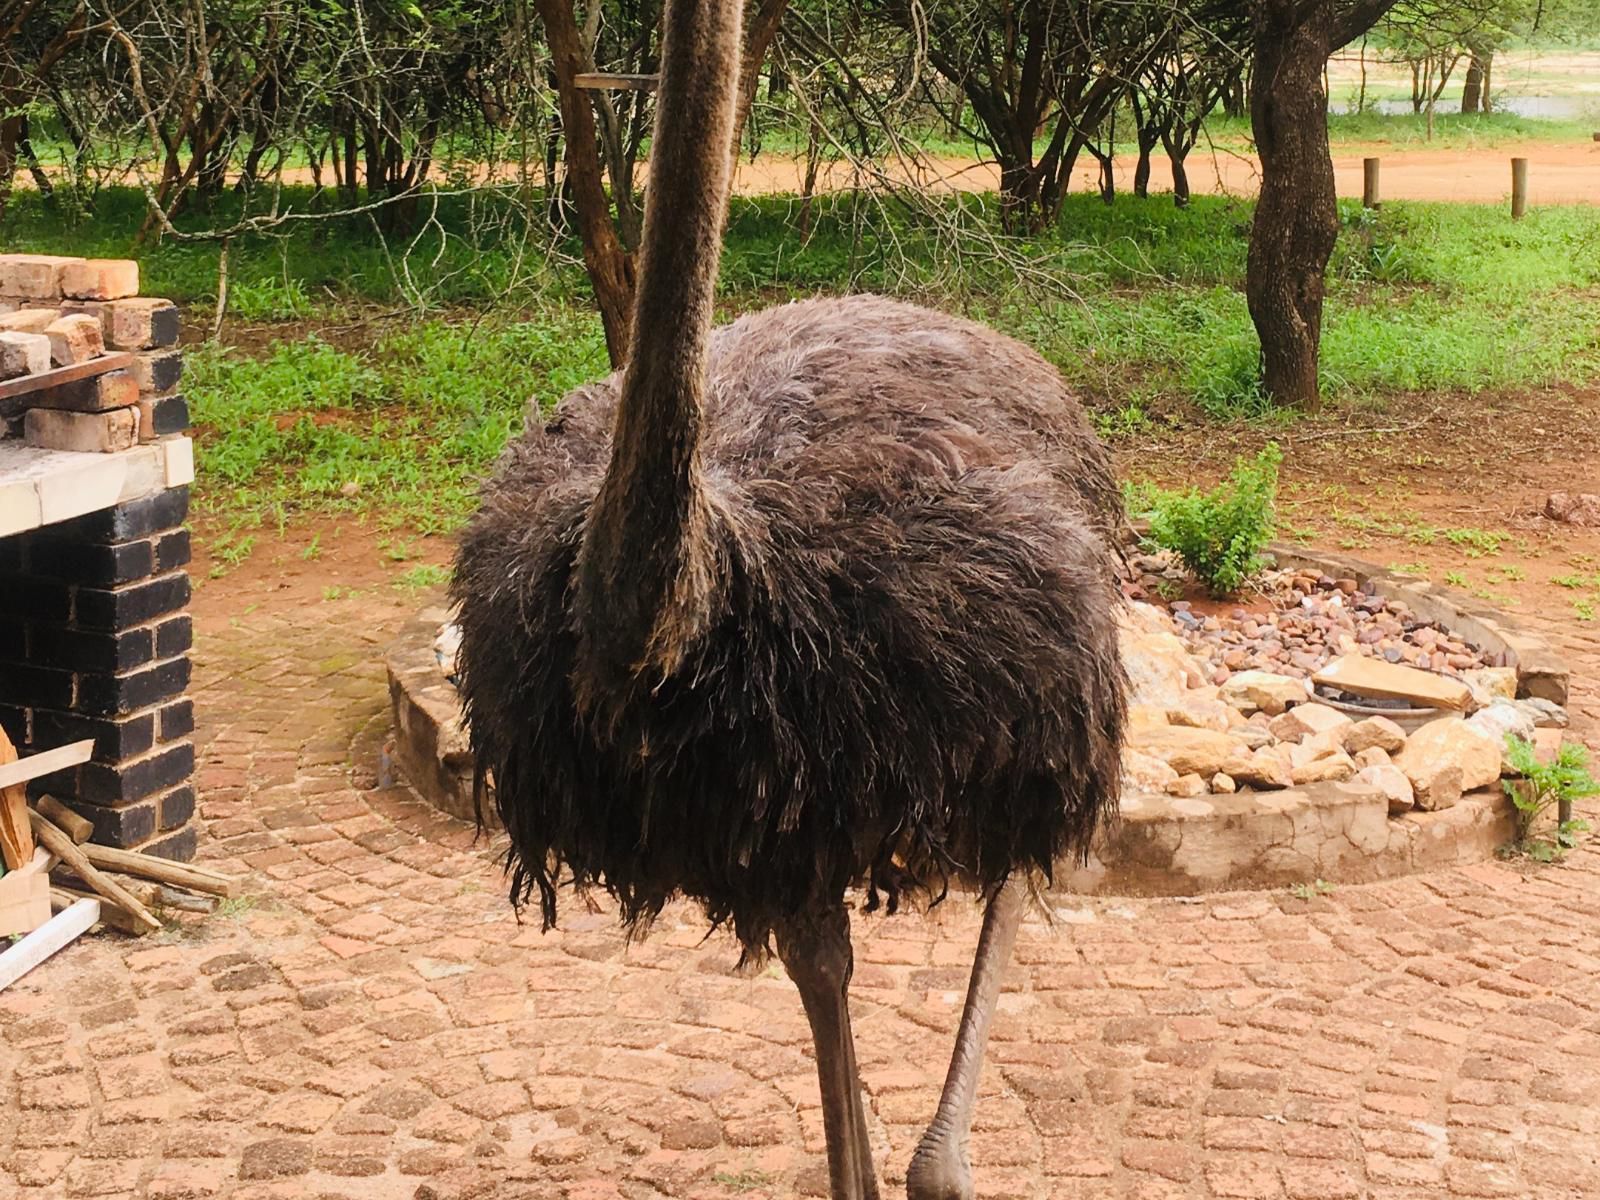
<box><xmin>1245</xmin><ymin>0</ymin><xmax>1397</xmax><ymax>408</ymax></box>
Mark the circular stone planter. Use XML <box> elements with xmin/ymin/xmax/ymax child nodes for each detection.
<box><xmin>386</xmin><ymin>544</ymin><xmax>1566</xmax><ymax>896</ymax></box>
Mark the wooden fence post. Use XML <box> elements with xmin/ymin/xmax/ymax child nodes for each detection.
<box><xmin>1511</xmin><ymin>157</ymin><xmax>1528</xmax><ymax>219</ymax></box>
<box><xmin>1362</xmin><ymin>157</ymin><xmax>1380</xmax><ymax>209</ymax></box>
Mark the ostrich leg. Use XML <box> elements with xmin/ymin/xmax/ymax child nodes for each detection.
<box><xmin>777</xmin><ymin>904</ymin><xmax>881</xmax><ymax>1200</ymax></box>
<box><xmin>905</xmin><ymin>875</ymin><xmax>1027</xmax><ymax>1200</ymax></box>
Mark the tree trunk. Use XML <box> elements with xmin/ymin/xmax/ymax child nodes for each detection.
<box><xmin>1133</xmin><ymin>133</ymin><xmax>1156</xmax><ymax>199</ymax></box>
<box><xmin>1246</xmin><ymin>0</ymin><xmax>1339</xmax><ymax>409</ymax></box>
<box><xmin>536</xmin><ymin>0</ymin><xmax>636</xmax><ymax>366</ymax></box>
<box><xmin>1461</xmin><ymin>55</ymin><xmax>1483</xmax><ymax>113</ymax></box>
<box><xmin>1162</xmin><ymin>135</ymin><xmax>1191</xmax><ymax>208</ymax></box>
<box><xmin>1479</xmin><ymin>52</ymin><xmax>1493</xmax><ymax>112</ymax></box>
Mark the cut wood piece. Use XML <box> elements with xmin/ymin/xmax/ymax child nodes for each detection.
<box><xmin>27</xmin><ymin>813</ymin><xmax>161</xmax><ymax>934</ymax></box>
<box><xmin>0</xmin><ymin>847</ymin><xmax>53</xmax><ymax>936</ymax></box>
<box><xmin>573</xmin><ymin>71</ymin><xmax>659</xmax><ymax>90</ymax></box>
<box><xmin>1312</xmin><ymin>655</ymin><xmax>1473</xmax><ymax>712</ymax></box>
<box><xmin>0</xmin><ymin>896</ymin><xmax>100</xmax><ymax>992</ymax></box>
<box><xmin>0</xmin><ymin>739</ymin><xmax>94</xmax><ymax>790</ymax></box>
<box><xmin>52</xmin><ymin>886</ymin><xmax>145</xmax><ymax>935</ymax></box>
<box><xmin>35</xmin><ymin>795</ymin><xmax>93</xmax><ymax>844</ymax></box>
<box><xmin>0</xmin><ymin>727</ymin><xmax>34</xmax><ymax>871</ymax></box>
<box><xmin>80</xmin><ymin>843</ymin><xmax>242</xmax><ymax>898</ymax></box>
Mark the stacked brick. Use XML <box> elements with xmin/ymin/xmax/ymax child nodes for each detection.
<box><xmin>0</xmin><ymin>254</ymin><xmax>186</xmax><ymax>453</ymax></box>
<box><xmin>0</xmin><ymin>254</ymin><xmax>196</xmax><ymax>860</ymax></box>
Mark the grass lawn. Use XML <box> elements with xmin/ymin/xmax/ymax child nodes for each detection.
<box><xmin>3</xmin><ymin>176</ymin><xmax>1597</xmax><ymax>543</ymax></box>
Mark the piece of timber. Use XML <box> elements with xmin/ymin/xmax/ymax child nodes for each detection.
<box><xmin>0</xmin><ymin>728</ymin><xmax>33</xmax><ymax>871</ymax></box>
<box><xmin>0</xmin><ymin>896</ymin><xmax>101</xmax><ymax>991</ymax></box>
<box><xmin>0</xmin><ymin>352</ymin><xmax>137</xmax><ymax>414</ymax></box>
<box><xmin>80</xmin><ymin>843</ymin><xmax>242</xmax><ymax>898</ymax></box>
<box><xmin>0</xmin><ymin>846</ymin><xmax>53</xmax><ymax>937</ymax></box>
<box><xmin>35</xmin><ymin>795</ymin><xmax>93</xmax><ymax>844</ymax></box>
<box><xmin>52</xmin><ymin>886</ymin><xmax>144</xmax><ymax>935</ymax></box>
<box><xmin>573</xmin><ymin>71</ymin><xmax>659</xmax><ymax>91</ymax></box>
<box><xmin>0</xmin><ymin>739</ymin><xmax>94</xmax><ymax>791</ymax></box>
<box><xmin>27</xmin><ymin>812</ymin><xmax>161</xmax><ymax>934</ymax></box>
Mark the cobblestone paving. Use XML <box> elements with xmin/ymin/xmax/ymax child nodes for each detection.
<box><xmin>3</xmin><ymin>586</ymin><xmax>1600</xmax><ymax>1200</ymax></box>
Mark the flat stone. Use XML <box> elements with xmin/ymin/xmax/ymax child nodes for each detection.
<box><xmin>1219</xmin><ymin>670</ymin><xmax>1309</xmax><ymax>716</ymax></box>
<box><xmin>1165</xmin><ymin>773</ymin><xmax>1207</xmax><ymax>798</ymax></box>
<box><xmin>1517</xmin><ymin>697</ymin><xmax>1568</xmax><ymax>729</ymax></box>
<box><xmin>1128</xmin><ymin>726</ymin><xmax>1247</xmax><ymax>779</ymax></box>
<box><xmin>1465</xmin><ymin>701</ymin><xmax>1535</xmax><ymax>757</ymax></box>
<box><xmin>1356</xmin><ymin>764</ymin><xmax>1416</xmax><ymax>815</ymax></box>
<box><xmin>1396</xmin><ymin>717</ymin><xmax>1499</xmax><ymax>797</ymax></box>
<box><xmin>1122</xmin><ymin>749</ymin><xmax>1179</xmax><ymax>793</ymax></box>
<box><xmin>1312</xmin><ymin>654</ymin><xmax>1472</xmax><ymax>712</ymax></box>
<box><xmin>1268</xmin><ymin>702</ymin><xmax>1352</xmax><ymax>743</ymax></box>
<box><xmin>1222</xmin><ymin>746</ymin><xmax>1293</xmax><ymax>790</ymax></box>
<box><xmin>1345</xmin><ymin>716</ymin><xmax>1406</xmax><ymax>755</ymax></box>
<box><xmin>1121</xmin><ymin>628</ymin><xmax>1198</xmax><ymax>710</ymax></box>
<box><xmin>1462</xmin><ymin>667</ymin><xmax>1517</xmax><ymax>707</ymax></box>
<box><xmin>1411</xmin><ymin>763</ymin><xmax>1462</xmax><ymax>811</ymax></box>
<box><xmin>1290</xmin><ymin>751</ymin><xmax>1356</xmax><ymax>785</ymax></box>
<box><xmin>1353</xmin><ymin>745</ymin><xmax>1392</xmax><ymax>769</ymax></box>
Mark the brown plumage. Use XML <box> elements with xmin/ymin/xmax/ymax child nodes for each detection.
<box><xmin>452</xmin><ymin>2</ymin><xmax>1126</xmax><ymax>1196</ymax></box>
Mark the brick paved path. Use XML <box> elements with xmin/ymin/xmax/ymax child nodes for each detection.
<box><xmin>3</xmin><ymin>584</ymin><xmax>1600</xmax><ymax>1200</ymax></box>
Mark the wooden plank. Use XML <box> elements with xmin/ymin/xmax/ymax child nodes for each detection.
<box><xmin>0</xmin><ymin>847</ymin><xmax>53</xmax><ymax>936</ymax></box>
<box><xmin>52</xmin><ymin>886</ymin><xmax>144</xmax><ymax>935</ymax></box>
<box><xmin>0</xmin><ymin>897</ymin><xmax>100</xmax><ymax>992</ymax></box>
<box><xmin>80</xmin><ymin>843</ymin><xmax>242</xmax><ymax>898</ymax></box>
<box><xmin>0</xmin><ymin>739</ymin><xmax>94</xmax><ymax>791</ymax></box>
<box><xmin>573</xmin><ymin>71</ymin><xmax>659</xmax><ymax>91</ymax></box>
<box><xmin>0</xmin><ymin>728</ymin><xmax>34</xmax><ymax>871</ymax></box>
<box><xmin>35</xmin><ymin>795</ymin><xmax>93</xmax><ymax>844</ymax></box>
<box><xmin>27</xmin><ymin>812</ymin><xmax>162</xmax><ymax>935</ymax></box>
<box><xmin>0</xmin><ymin>351</ymin><xmax>136</xmax><ymax>407</ymax></box>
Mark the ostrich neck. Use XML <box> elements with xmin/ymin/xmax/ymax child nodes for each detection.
<box><xmin>577</xmin><ymin>0</ymin><xmax>742</xmax><ymax>692</ymax></box>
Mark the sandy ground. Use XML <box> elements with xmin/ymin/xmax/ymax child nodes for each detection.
<box><xmin>728</xmin><ymin>140</ymin><xmax>1600</xmax><ymax>205</ymax></box>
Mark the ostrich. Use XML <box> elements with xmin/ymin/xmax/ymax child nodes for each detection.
<box><xmin>451</xmin><ymin>2</ymin><xmax>1126</xmax><ymax>1197</ymax></box>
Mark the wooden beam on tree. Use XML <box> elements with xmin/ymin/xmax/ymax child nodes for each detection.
<box><xmin>573</xmin><ymin>72</ymin><xmax>659</xmax><ymax>91</ymax></box>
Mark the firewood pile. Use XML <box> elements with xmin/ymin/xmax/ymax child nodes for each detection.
<box><xmin>0</xmin><ymin>728</ymin><xmax>240</xmax><ymax>991</ymax></box>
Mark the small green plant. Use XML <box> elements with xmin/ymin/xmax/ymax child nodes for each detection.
<box><xmin>1502</xmin><ymin>735</ymin><xmax>1597</xmax><ymax>862</ymax></box>
<box><xmin>1444</xmin><ymin>570</ymin><xmax>1467</xmax><ymax>588</ymax></box>
<box><xmin>1147</xmin><ymin>443</ymin><xmax>1282</xmax><ymax>597</ymax></box>
<box><xmin>393</xmin><ymin>564</ymin><xmax>452</xmax><ymax>594</ymax></box>
<box><xmin>1576</xmin><ymin>599</ymin><xmax>1596</xmax><ymax>622</ymax></box>
<box><xmin>1289</xmin><ymin>878</ymin><xmax>1335</xmax><ymax>900</ymax></box>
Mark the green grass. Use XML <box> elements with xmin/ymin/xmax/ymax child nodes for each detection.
<box><xmin>7</xmin><ymin>175</ymin><xmax>1598</xmax><ymax>528</ymax></box>
<box><xmin>185</xmin><ymin>313</ymin><xmax>607</xmax><ymax>530</ymax></box>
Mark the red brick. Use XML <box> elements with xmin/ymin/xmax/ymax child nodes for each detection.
<box><xmin>60</xmin><ymin>258</ymin><xmax>140</xmax><ymax>301</ymax></box>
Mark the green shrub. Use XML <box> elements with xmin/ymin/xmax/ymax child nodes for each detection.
<box><xmin>1502</xmin><ymin>735</ymin><xmax>1597</xmax><ymax>862</ymax></box>
<box><xmin>1147</xmin><ymin>443</ymin><xmax>1282</xmax><ymax>596</ymax></box>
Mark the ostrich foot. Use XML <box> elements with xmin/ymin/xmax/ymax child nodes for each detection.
<box><xmin>905</xmin><ymin>1134</ymin><xmax>972</xmax><ymax>1200</ymax></box>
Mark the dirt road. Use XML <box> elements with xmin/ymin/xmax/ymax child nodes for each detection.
<box><xmin>730</xmin><ymin>141</ymin><xmax>1600</xmax><ymax>206</ymax></box>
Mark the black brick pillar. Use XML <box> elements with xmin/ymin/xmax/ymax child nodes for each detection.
<box><xmin>0</xmin><ymin>486</ymin><xmax>197</xmax><ymax>859</ymax></box>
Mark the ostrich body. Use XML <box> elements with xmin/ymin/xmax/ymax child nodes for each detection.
<box><xmin>452</xmin><ymin>3</ymin><xmax>1126</xmax><ymax>1197</ymax></box>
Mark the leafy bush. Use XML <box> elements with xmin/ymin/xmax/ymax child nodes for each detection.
<box><xmin>1147</xmin><ymin>443</ymin><xmax>1283</xmax><ymax>596</ymax></box>
<box><xmin>1502</xmin><ymin>735</ymin><xmax>1597</xmax><ymax>862</ymax></box>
